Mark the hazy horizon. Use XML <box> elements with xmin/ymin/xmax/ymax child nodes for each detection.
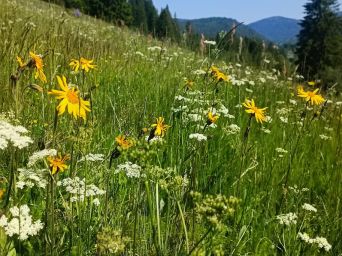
<box><xmin>152</xmin><ymin>0</ymin><xmax>342</xmax><ymax>24</ymax></box>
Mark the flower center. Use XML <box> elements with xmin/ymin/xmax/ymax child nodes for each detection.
<box><xmin>67</xmin><ymin>90</ymin><xmax>80</xmax><ymax>104</ymax></box>
<box><xmin>307</xmin><ymin>92</ymin><xmax>315</xmax><ymax>98</ymax></box>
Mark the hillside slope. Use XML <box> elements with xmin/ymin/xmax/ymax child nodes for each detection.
<box><xmin>0</xmin><ymin>0</ymin><xmax>341</xmax><ymax>255</ymax></box>
<box><xmin>249</xmin><ymin>16</ymin><xmax>300</xmax><ymax>44</ymax></box>
<box><xmin>177</xmin><ymin>17</ymin><xmax>265</xmax><ymax>40</ymax></box>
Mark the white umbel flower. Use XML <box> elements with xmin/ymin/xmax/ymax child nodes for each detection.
<box><xmin>0</xmin><ymin>120</ymin><xmax>33</xmax><ymax>149</ymax></box>
<box><xmin>0</xmin><ymin>205</ymin><xmax>44</xmax><ymax>240</ymax></box>
<box><xmin>276</xmin><ymin>212</ymin><xmax>297</xmax><ymax>226</ymax></box>
<box><xmin>302</xmin><ymin>203</ymin><xmax>317</xmax><ymax>212</ymax></box>
<box><xmin>28</xmin><ymin>149</ymin><xmax>57</xmax><ymax>167</ymax></box>
<box><xmin>189</xmin><ymin>133</ymin><xmax>207</xmax><ymax>142</ymax></box>
<box><xmin>115</xmin><ymin>162</ymin><xmax>142</xmax><ymax>178</ymax></box>
<box><xmin>57</xmin><ymin>177</ymin><xmax>105</xmax><ymax>203</ymax></box>
<box><xmin>17</xmin><ymin>168</ymin><xmax>48</xmax><ymax>189</ymax></box>
<box><xmin>225</xmin><ymin>124</ymin><xmax>240</xmax><ymax>135</ymax></box>
<box><xmin>78</xmin><ymin>153</ymin><xmax>105</xmax><ymax>162</ymax></box>
<box><xmin>298</xmin><ymin>232</ymin><xmax>332</xmax><ymax>252</ymax></box>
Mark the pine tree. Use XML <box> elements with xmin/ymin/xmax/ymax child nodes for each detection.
<box><xmin>156</xmin><ymin>6</ymin><xmax>180</xmax><ymax>42</ymax></box>
<box><xmin>129</xmin><ymin>0</ymin><xmax>148</xmax><ymax>32</ymax></box>
<box><xmin>144</xmin><ymin>0</ymin><xmax>158</xmax><ymax>34</ymax></box>
<box><xmin>296</xmin><ymin>0</ymin><xmax>342</xmax><ymax>87</ymax></box>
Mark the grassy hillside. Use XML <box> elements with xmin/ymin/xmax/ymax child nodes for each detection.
<box><xmin>0</xmin><ymin>0</ymin><xmax>341</xmax><ymax>255</ymax></box>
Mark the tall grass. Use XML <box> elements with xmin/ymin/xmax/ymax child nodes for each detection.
<box><xmin>0</xmin><ymin>0</ymin><xmax>341</xmax><ymax>255</ymax></box>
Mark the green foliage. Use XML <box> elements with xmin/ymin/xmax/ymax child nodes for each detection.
<box><xmin>156</xmin><ymin>6</ymin><xmax>181</xmax><ymax>42</ymax></box>
<box><xmin>296</xmin><ymin>0</ymin><xmax>342</xmax><ymax>89</ymax></box>
<box><xmin>0</xmin><ymin>0</ymin><xmax>342</xmax><ymax>255</ymax></box>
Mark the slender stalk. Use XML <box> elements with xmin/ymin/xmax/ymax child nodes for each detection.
<box><xmin>177</xmin><ymin>200</ymin><xmax>189</xmax><ymax>254</ymax></box>
<box><xmin>187</xmin><ymin>227</ymin><xmax>212</xmax><ymax>256</ymax></box>
<box><xmin>145</xmin><ymin>181</ymin><xmax>162</xmax><ymax>255</ymax></box>
<box><xmin>156</xmin><ymin>183</ymin><xmax>162</xmax><ymax>252</ymax></box>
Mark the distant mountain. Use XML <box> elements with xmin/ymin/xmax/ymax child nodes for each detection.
<box><xmin>176</xmin><ymin>17</ymin><xmax>264</xmax><ymax>40</ymax></box>
<box><xmin>249</xmin><ymin>16</ymin><xmax>300</xmax><ymax>45</ymax></box>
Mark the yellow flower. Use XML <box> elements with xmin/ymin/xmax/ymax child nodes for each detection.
<box><xmin>29</xmin><ymin>52</ymin><xmax>47</xmax><ymax>83</ymax></box>
<box><xmin>115</xmin><ymin>135</ymin><xmax>134</xmax><ymax>150</ymax></box>
<box><xmin>48</xmin><ymin>75</ymin><xmax>91</xmax><ymax>120</ymax></box>
<box><xmin>207</xmin><ymin>111</ymin><xmax>219</xmax><ymax>125</ymax></box>
<box><xmin>16</xmin><ymin>56</ymin><xmax>26</xmax><ymax>68</ymax></box>
<box><xmin>209</xmin><ymin>65</ymin><xmax>229</xmax><ymax>82</ymax></box>
<box><xmin>47</xmin><ymin>154</ymin><xmax>69</xmax><ymax>175</ymax></box>
<box><xmin>297</xmin><ymin>86</ymin><xmax>325</xmax><ymax>105</ymax></box>
<box><xmin>242</xmin><ymin>99</ymin><xmax>267</xmax><ymax>123</ymax></box>
<box><xmin>214</xmin><ymin>71</ymin><xmax>229</xmax><ymax>82</ymax></box>
<box><xmin>307</xmin><ymin>81</ymin><xmax>316</xmax><ymax>86</ymax></box>
<box><xmin>151</xmin><ymin>117</ymin><xmax>170</xmax><ymax>137</ymax></box>
<box><xmin>209</xmin><ymin>65</ymin><xmax>220</xmax><ymax>75</ymax></box>
<box><xmin>69</xmin><ymin>59</ymin><xmax>80</xmax><ymax>72</ymax></box>
<box><xmin>184</xmin><ymin>78</ymin><xmax>194</xmax><ymax>90</ymax></box>
<box><xmin>0</xmin><ymin>189</ymin><xmax>5</xmax><ymax>200</ymax></box>
<box><xmin>69</xmin><ymin>57</ymin><xmax>96</xmax><ymax>72</ymax></box>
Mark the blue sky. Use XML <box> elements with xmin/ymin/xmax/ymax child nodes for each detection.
<box><xmin>152</xmin><ymin>0</ymin><xmax>342</xmax><ymax>24</ymax></box>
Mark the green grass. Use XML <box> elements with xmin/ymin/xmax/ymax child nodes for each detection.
<box><xmin>0</xmin><ymin>0</ymin><xmax>341</xmax><ymax>255</ymax></box>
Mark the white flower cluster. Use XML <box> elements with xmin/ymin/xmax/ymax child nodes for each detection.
<box><xmin>275</xmin><ymin>148</ymin><xmax>288</xmax><ymax>154</ymax></box>
<box><xmin>189</xmin><ymin>133</ymin><xmax>207</xmax><ymax>142</ymax></box>
<box><xmin>0</xmin><ymin>205</ymin><xmax>44</xmax><ymax>240</ymax></box>
<box><xmin>0</xmin><ymin>120</ymin><xmax>33</xmax><ymax>150</ymax></box>
<box><xmin>319</xmin><ymin>134</ymin><xmax>332</xmax><ymax>140</ymax></box>
<box><xmin>298</xmin><ymin>232</ymin><xmax>332</xmax><ymax>251</ymax></box>
<box><xmin>28</xmin><ymin>149</ymin><xmax>57</xmax><ymax>167</ymax></box>
<box><xmin>57</xmin><ymin>177</ymin><xmax>106</xmax><ymax>203</ymax></box>
<box><xmin>147</xmin><ymin>46</ymin><xmax>162</xmax><ymax>52</ymax></box>
<box><xmin>261</xmin><ymin>127</ymin><xmax>271</xmax><ymax>134</ymax></box>
<box><xmin>16</xmin><ymin>168</ymin><xmax>48</xmax><ymax>189</ymax></box>
<box><xmin>288</xmin><ymin>185</ymin><xmax>309</xmax><ymax>194</ymax></box>
<box><xmin>276</xmin><ymin>212</ymin><xmax>297</xmax><ymax>226</ymax></box>
<box><xmin>302</xmin><ymin>203</ymin><xmax>317</xmax><ymax>212</ymax></box>
<box><xmin>115</xmin><ymin>162</ymin><xmax>142</xmax><ymax>178</ymax></box>
<box><xmin>203</xmin><ymin>40</ymin><xmax>216</xmax><ymax>46</ymax></box>
<box><xmin>78</xmin><ymin>153</ymin><xmax>105</xmax><ymax>162</ymax></box>
<box><xmin>225</xmin><ymin>124</ymin><xmax>240</xmax><ymax>135</ymax></box>
<box><xmin>276</xmin><ymin>147</ymin><xmax>288</xmax><ymax>158</ymax></box>
<box><xmin>145</xmin><ymin>135</ymin><xmax>163</xmax><ymax>144</ymax></box>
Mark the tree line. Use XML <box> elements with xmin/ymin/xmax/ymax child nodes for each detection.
<box><xmin>44</xmin><ymin>0</ymin><xmax>181</xmax><ymax>42</ymax></box>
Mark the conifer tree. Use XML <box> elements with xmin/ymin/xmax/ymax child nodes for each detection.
<box><xmin>296</xmin><ymin>0</ymin><xmax>342</xmax><ymax>87</ymax></box>
<box><xmin>156</xmin><ymin>6</ymin><xmax>180</xmax><ymax>42</ymax></box>
<box><xmin>144</xmin><ymin>0</ymin><xmax>158</xmax><ymax>34</ymax></box>
<box><xmin>129</xmin><ymin>0</ymin><xmax>148</xmax><ymax>32</ymax></box>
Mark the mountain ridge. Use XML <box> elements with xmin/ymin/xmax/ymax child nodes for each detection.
<box><xmin>176</xmin><ymin>17</ymin><xmax>265</xmax><ymax>40</ymax></box>
<box><xmin>248</xmin><ymin>16</ymin><xmax>300</xmax><ymax>44</ymax></box>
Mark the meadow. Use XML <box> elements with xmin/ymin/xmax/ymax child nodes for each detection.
<box><xmin>0</xmin><ymin>0</ymin><xmax>341</xmax><ymax>255</ymax></box>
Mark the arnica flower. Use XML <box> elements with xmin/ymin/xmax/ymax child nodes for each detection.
<box><xmin>16</xmin><ymin>52</ymin><xmax>47</xmax><ymax>83</ymax></box>
<box><xmin>209</xmin><ymin>65</ymin><xmax>229</xmax><ymax>82</ymax></box>
<box><xmin>48</xmin><ymin>76</ymin><xmax>91</xmax><ymax>121</ymax></box>
<box><xmin>184</xmin><ymin>78</ymin><xmax>194</xmax><ymax>90</ymax></box>
<box><xmin>47</xmin><ymin>154</ymin><xmax>69</xmax><ymax>175</ymax></box>
<box><xmin>151</xmin><ymin>117</ymin><xmax>170</xmax><ymax>137</ymax></box>
<box><xmin>69</xmin><ymin>57</ymin><xmax>96</xmax><ymax>72</ymax></box>
<box><xmin>207</xmin><ymin>111</ymin><xmax>219</xmax><ymax>125</ymax></box>
<box><xmin>214</xmin><ymin>71</ymin><xmax>229</xmax><ymax>82</ymax></box>
<box><xmin>115</xmin><ymin>135</ymin><xmax>134</xmax><ymax>150</ymax></box>
<box><xmin>242</xmin><ymin>99</ymin><xmax>267</xmax><ymax>123</ymax></box>
<box><xmin>0</xmin><ymin>189</ymin><xmax>5</xmax><ymax>200</ymax></box>
<box><xmin>29</xmin><ymin>52</ymin><xmax>47</xmax><ymax>82</ymax></box>
<box><xmin>16</xmin><ymin>56</ymin><xmax>26</xmax><ymax>68</ymax></box>
<box><xmin>297</xmin><ymin>86</ymin><xmax>325</xmax><ymax>105</ymax></box>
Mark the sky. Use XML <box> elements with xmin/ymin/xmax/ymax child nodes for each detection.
<box><xmin>152</xmin><ymin>0</ymin><xmax>342</xmax><ymax>24</ymax></box>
